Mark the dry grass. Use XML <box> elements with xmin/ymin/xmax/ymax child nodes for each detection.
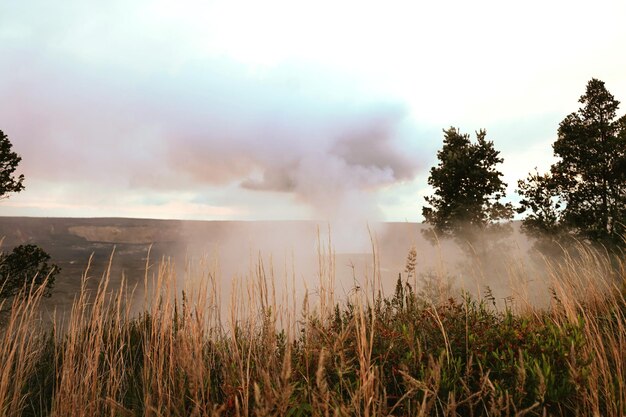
<box><xmin>0</xmin><ymin>240</ymin><xmax>624</xmax><ymax>416</ymax></box>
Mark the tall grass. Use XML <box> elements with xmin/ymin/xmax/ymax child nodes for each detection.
<box><xmin>0</xmin><ymin>242</ymin><xmax>624</xmax><ymax>416</ymax></box>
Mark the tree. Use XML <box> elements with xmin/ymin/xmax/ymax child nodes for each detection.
<box><xmin>516</xmin><ymin>170</ymin><xmax>563</xmax><ymax>236</ymax></box>
<box><xmin>0</xmin><ymin>245</ymin><xmax>58</xmax><ymax>300</ymax></box>
<box><xmin>422</xmin><ymin>127</ymin><xmax>513</xmax><ymax>243</ymax></box>
<box><xmin>518</xmin><ymin>79</ymin><xmax>626</xmax><ymax>247</ymax></box>
<box><xmin>0</xmin><ymin>130</ymin><xmax>25</xmax><ymax>198</ymax></box>
<box><xmin>0</xmin><ymin>130</ymin><xmax>59</xmax><ymax>302</ymax></box>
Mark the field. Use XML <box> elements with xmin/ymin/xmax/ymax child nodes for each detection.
<box><xmin>0</xmin><ymin>217</ymin><xmax>625</xmax><ymax>416</ymax></box>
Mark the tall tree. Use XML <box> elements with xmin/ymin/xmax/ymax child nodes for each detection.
<box><xmin>0</xmin><ymin>130</ymin><xmax>25</xmax><ymax>198</ymax></box>
<box><xmin>518</xmin><ymin>79</ymin><xmax>626</xmax><ymax>246</ymax></box>
<box><xmin>422</xmin><ymin>127</ymin><xmax>513</xmax><ymax>243</ymax></box>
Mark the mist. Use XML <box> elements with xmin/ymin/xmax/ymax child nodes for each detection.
<box><xmin>0</xmin><ymin>214</ymin><xmax>611</xmax><ymax>328</ymax></box>
<box><xmin>168</xmin><ymin>220</ymin><xmax>554</xmax><ymax>319</ymax></box>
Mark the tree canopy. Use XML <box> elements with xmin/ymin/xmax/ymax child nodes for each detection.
<box><xmin>518</xmin><ymin>79</ymin><xmax>626</xmax><ymax>247</ymax></box>
<box><xmin>0</xmin><ymin>129</ymin><xmax>25</xmax><ymax>199</ymax></box>
<box><xmin>422</xmin><ymin>127</ymin><xmax>513</xmax><ymax>243</ymax></box>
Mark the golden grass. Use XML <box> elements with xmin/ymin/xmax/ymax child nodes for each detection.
<box><xmin>0</xmin><ymin>240</ymin><xmax>624</xmax><ymax>416</ymax></box>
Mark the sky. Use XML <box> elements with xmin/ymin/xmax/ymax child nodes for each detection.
<box><xmin>1</xmin><ymin>0</ymin><xmax>626</xmax><ymax>222</ymax></box>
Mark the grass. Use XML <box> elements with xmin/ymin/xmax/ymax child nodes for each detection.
<box><xmin>0</xmin><ymin>241</ymin><xmax>625</xmax><ymax>416</ymax></box>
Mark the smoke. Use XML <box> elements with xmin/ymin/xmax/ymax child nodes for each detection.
<box><xmin>168</xmin><ymin>101</ymin><xmax>415</xmax><ymax>221</ymax></box>
<box><xmin>0</xmin><ymin>44</ymin><xmax>420</xmax><ymax>224</ymax></box>
<box><xmin>167</xmin><ymin>220</ymin><xmax>558</xmax><ymax>316</ymax></box>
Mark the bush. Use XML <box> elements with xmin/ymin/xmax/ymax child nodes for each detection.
<box><xmin>0</xmin><ymin>244</ymin><xmax>59</xmax><ymax>300</ymax></box>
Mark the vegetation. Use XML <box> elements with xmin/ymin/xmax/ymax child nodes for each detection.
<box><xmin>518</xmin><ymin>79</ymin><xmax>626</xmax><ymax>248</ymax></box>
<box><xmin>0</xmin><ymin>242</ymin><xmax>624</xmax><ymax>417</ymax></box>
<box><xmin>0</xmin><ymin>245</ymin><xmax>58</xmax><ymax>301</ymax></box>
<box><xmin>0</xmin><ymin>130</ymin><xmax>25</xmax><ymax>199</ymax></box>
<box><xmin>1</xmin><ymin>79</ymin><xmax>625</xmax><ymax>417</ymax></box>
<box><xmin>421</xmin><ymin>79</ymin><xmax>625</xmax><ymax>251</ymax></box>
<box><xmin>0</xmin><ymin>130</ymin><xmax>59</xmax><ymax>302</ymax></box>
<box><xmin>422</xmin><ymin>127</ymin><xmax>513</xmax><ymax>246</ymax></box>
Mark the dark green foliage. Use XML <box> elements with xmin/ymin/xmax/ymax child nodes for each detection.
<box><xmin>0</xmin><ymin>129</ymin><xmax>60</xmax><ymax>303</ymax></box>
<box><xmin>518</xmin><ymin>79</ymin><xmax>626</xmax><ymax>247</ymax></box>
<box><xmin>367</xmin><ymin>283</ymin><xmax>591</xmax><ymax>415</ymax></box>
<box><xmin>0</xmin><ymin>130</ymin><xmax>25</xmax><ymax>198</ymax></box>
<box><xmin>517</xmin><ymin>170</ymin><xmax>565</xmax><ymax>245</ymax></box>
<box><xmin>422</xmin><ymin>127</ymin><xmax>513</xmax><ymax>243</ymax></box>
<box><xmin>289</xmin><ymin>275</ymin><xmax>603</xmax><ymax>416</ymax></box>
<box><xmin>0</xmin><ymin>244</ymin><xmax>60</xmax><ymax>300</ymax></box>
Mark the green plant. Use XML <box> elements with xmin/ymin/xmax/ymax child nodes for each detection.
<box><xmin>0</xmin><ymin>244</ymin><xmax>59</xmax><ymax>301</ymax></box>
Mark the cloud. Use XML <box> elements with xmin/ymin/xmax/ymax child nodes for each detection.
<box><xmin>0</xmin><ymin>37</ymin><xmax>420</xmax><ymax>220</ymax></box>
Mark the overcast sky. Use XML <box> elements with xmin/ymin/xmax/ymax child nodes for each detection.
<box><xmin>1</xmin><ymin>0</ymin><xmax>625</xmax><ymax>222</ymax></box>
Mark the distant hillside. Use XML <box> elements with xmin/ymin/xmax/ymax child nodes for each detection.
<box><xmin>0</xmin><ymin>217</ymin><xmax>183</xmax><ymax>246</ymax></box>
